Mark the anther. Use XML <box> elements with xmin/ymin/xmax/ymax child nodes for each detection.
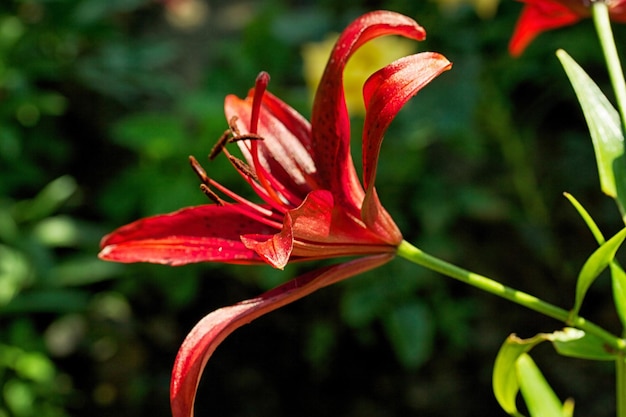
<box><xmin>189</xmin><ymin>155</ymin><xmax>211</xmax><ymax>184</ymax></box>
<box><xmin>229</xmin><ymin>156</ymin><xmax>258</xmax><ymax>181</ymax></box>
<box><xmin>228</xmin><ymin>116</ymin><xmax>240</xmax><ymax>136</ymax></box>
<box><xmin>230</xmin><ymin>133</ymin><xmax>264</xmax><ymax>143</ymax></box>
<box><xmin>199</xmin><ymin>184</ymin><xmax>225</xmax><ymax>206</ymax></box>
<box><xmin>209</xmin><ymin>129</ymin><xmax>232</xmax><ymax>160</ymax></box>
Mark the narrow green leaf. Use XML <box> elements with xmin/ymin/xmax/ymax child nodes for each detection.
<box><xmin>516</xmin><ymin>353</ymin><xmax>566</xmax><ymax>417</ymax></box>
<box><xmin>563</xmin><ymin>192</ymin><xmax>605</xmax><ymax>245</ymax></box>
<box><xmin>563</xmin><ymin>194</ymin><xmax>626</xmax><ymax>329</ymax></box>
<box><xmin>610</xmin><ymin>262</ymin><xmax>626</xmax><ymax>328</ymax></box>
<box><xmin>573</xmin><ymin>226</ymin><xmax>626</xmax><ymax>318</ymax></box>
<box><xmin>557</xmin><ymin>49</ymin><xmax>626</xmax><ymax>203</ymax></box>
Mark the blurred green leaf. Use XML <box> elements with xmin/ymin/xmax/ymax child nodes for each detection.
<box><xmin>111</xmin><ymin>112</ymin><xmax>187</xmax><ymax>159</ymax></box>
<box><xmin>0</xmin><ymin>245</ymin><xmax>32</xmax><ymax>307</ymax></box>
<box><xmin>572</xmin><ymin>226</ymin><xmax>626</xmax><ymax>319</ymax></box>
<box><xmin>382</xmin><ymin>300</ymin><xmax>434</xmax><ymax>369</ymax></box>
<box><xmin>12</xmin><ymin>176</ymin><xmax>77</xmax><ymax>223</ymax></box>
<box><xmin>51</xmin><ymin>257</ymin><xmax>124</xmax><ymax>287</ymax></box>
<box><xmin>557</xmin><ymin>49</ymin><xmax>626</xmax><ymax>208</ymax></box>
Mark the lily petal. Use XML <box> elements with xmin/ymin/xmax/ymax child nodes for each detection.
<box><xmin>170</xmin><ymin>253</ymin><xmax>394</xmax><ymax>417</ymax></box>
<box><xmin>240</xmin><ymin>214</ymin><xmax>294</xmax><ymax>269</ymax></box>
<box><xmin>99</xmin><ymin>205</ymin><xmax>277</xmax><ymax>265</ymax></box>
<box><xmin>311</xmin><ymin>10</ymin><xmax>427</xmax><ymax>203</ymax></box>
<box><xmin>360</xmin><ymin>52</ymin><xmax>451</xmax><ymax>242</ymax></box>
<box><xmin>361</xmin><ymin>52</ymin><xmax>452</xmax><ymax>192</ymax></box>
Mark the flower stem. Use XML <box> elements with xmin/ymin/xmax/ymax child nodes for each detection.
<box><xmin>396</xmin><ymin>240</ymin><xmax>626</xmax><ymax>352</ymax></box>
<box><xmin>618</xmin><ymin>353</ymin><xmax>626</xmax><ymax>417</ymax></box>
<box><xmin>592</xmin><ymin>1</ymin><xmax>626</xmax><ymax>130</ymax></box>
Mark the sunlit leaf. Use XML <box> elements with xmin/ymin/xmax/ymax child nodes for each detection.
<box><xmin>557</xmin><ymin>50</ymin><xmax>626</xmax><ymax>208</ymax></box>
<box><xmin>550</xmin><ymin>327</ymin><xmax>616</xmax><ymax>361</ymax></box>
<box><xmin>493</xmin><ymin>329</ymin><xmax>600</xmax><ymax>417</ymax></box>
<box><xmin>563</xmin><ymin>194</ymin><xmax>626</xmax><ymax>328</ymax></box>
<box><xmin>493</xmin><ymin>333</ymin><xmax>545</xmax><ymax>416</ymax></box>
<box><xmin>516</xmin><ymin>353</ymin><xmax>567</xmax><ymax>417</ymax></box>
<box><xmin>572</xmin><ymin>226</ymin><xmax>626</xmax><ymax>318</ymax></box>
<box><xmin>563</xmin><ymin>192</ymin><xmax>605</xmax><ymax>244</ymax></box>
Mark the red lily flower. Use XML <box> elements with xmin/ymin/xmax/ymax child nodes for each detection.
<box><xmin>509</xmin><ymin>0</ymin><xmax>626</xmax><ymax>56</ymax></box>
<box><xmin>99</xmin><ymin>11</ymin><xmax>451</xmax><ymax>270</ymax></box>
<box><xmin>99</xmin><ymin>10</ymin><xmax>451</xmax><ymax>417</ymax></box>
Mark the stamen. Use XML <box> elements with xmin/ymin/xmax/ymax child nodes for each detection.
<box><xmin>229</xmin><ymin>133</ymin><xmax>264</xmax><ymax>144</ymax></box>
<box><xmin>244</xmin><ymin>72</ymin><xmax>286</xmax><ymax>207</ymax></box>
<box><xmin>228</xmin><ymin>116</ymin><xmax>240</xmax><ymax>135</ymax></box>
<box><xmin>228</xmin><ymin>156</ymin><xmax>258</xmax><ymax>182</ymax></box>
<box><xmin>189</xmin><ymin>155</ymin><xmax>210</xmax><ymax>184</ymax></box>
<box><xmin>209</xmin><ymin>129</ymin><xmax>231</xmax><ymax>160</ymax></box>
<box><xmin>200</xmin><ymin>184</ymin><xmax>225</xmax><ymax>205</ymax></box>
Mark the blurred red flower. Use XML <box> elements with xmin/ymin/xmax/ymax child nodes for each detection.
<box><xmin>509</xmin><ymin>0</ymin><xmax>626</xmax><ymax>56</ymax></box>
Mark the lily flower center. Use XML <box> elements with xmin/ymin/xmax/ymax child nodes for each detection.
<box><xmin>188</xmin><ymin>71</ymin><xmax>308</xmax><ymax>233</ymax></box>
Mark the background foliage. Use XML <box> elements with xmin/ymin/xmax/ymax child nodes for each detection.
<box><xmin>1</xmin><ymin>0</ymin><xmax>624</xmax><ymax>416</ymax></box>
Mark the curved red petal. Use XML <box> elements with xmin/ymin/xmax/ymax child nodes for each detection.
<box><xmin>311</xmin><ymin>10</ymin><xmax>427</xmax><ymax>204</ymax></box>
<box><xmin>362</xmin><ymin>52</ymin><xmax>452</xmax><ymax>191</ymax></box>
<box><xmin>99</xmin><ymin>205</ymin><xmax>277</xmax><ymax>266</ymax></box>
<box><xmin>170</xmin><ymin>254</ymin><xmax>394</xmax><ymax>417</ymax></box>
<box><xmin>509</xmin><ymin>1</ymin><xmax>581</xmax><ymax>57</ymax></box>
<box><xmin>240</xmin><ymin>214</ymin><xmax>294</xmax><ymax>269</ymax></box>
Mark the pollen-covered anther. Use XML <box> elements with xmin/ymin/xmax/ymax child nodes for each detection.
<box><xmin>189</xmin><ymin>155</ymin><xmax>211</xmax><ymax>184</ymax></box>
<box><xmin>209</xmin><ymin>129</ymin><xmax>232</xmax><ymax>160</ymax></box>
<box><xmin>199</xmin><ymin>184</ymin><xmax>225</xmax><ymax>206</ymax></box>
<box><xmin>229</xmin><ymin>133</ymin><xmax>264</xmax><ymax>144</ymax></box>
<box><xmin>228</xmin><ymin>116</ymin><xmax>241</xmax><ymax>136</ymax></box>
<box><xmin>228</xmin><ymin>155</ymin><xmax>258</xmax><ymax>182</ymax></box>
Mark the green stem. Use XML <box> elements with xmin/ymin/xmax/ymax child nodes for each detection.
<box><xmin>618</xmin><ymin>354</ymin><xmax>626</xmax><ymax>417</ymax></box>
<box><xmin>396</xmin><ymin>240</ymin><xmax>626</xmax><ymax>352</ymax></box>
<box><xmin>592</xmin><ymin>1</ymin><xmax>626</xmax><ymax>130</ymax></box>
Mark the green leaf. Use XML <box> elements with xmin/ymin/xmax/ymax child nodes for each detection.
<box><xmin>493</xmin><ymin>333</ymin><xmax>546</xmax><ymax>416</ymax></box>
<box><xmin>563</xmin><ymin>194</ymin><xmax>626</xmax><ymax>328</ymax></box>
<box><xmin>12</xmin><ymin>176</ymin><xmax>78</xmax><ymax>223</ymax></box>
<box><xmin>563</xmin><ymin>192</ymin><xmax>605</xmax><ymax>245</ymax></box>
<box><xmin>557</xmin><ymin>49</ymin><xmax>626</xmax><ymax>205</ymax></box>
<box><xmin>516</xmin><ymin>353</ymin><xmax>567</xmax><ymax>417</ymax></box>
<box><xmin>493</xmin><ymin>329</ymin><xmax>603</xmax><ymax>416</ymax></box>
<box><xmin>550</xmin><ymin>327</ymin><xmax>616</xmax><ymax>361</ymax></box>
<box><xmin>573</xmin><ymin>226</ymin><xmax>626</xmax><ymax>318</ymax></box>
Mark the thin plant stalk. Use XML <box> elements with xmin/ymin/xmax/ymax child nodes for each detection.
<box><xmin>396</xmin><ymin>240</ymin><xmax>626</xmax><ymax>352</ymax></box>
